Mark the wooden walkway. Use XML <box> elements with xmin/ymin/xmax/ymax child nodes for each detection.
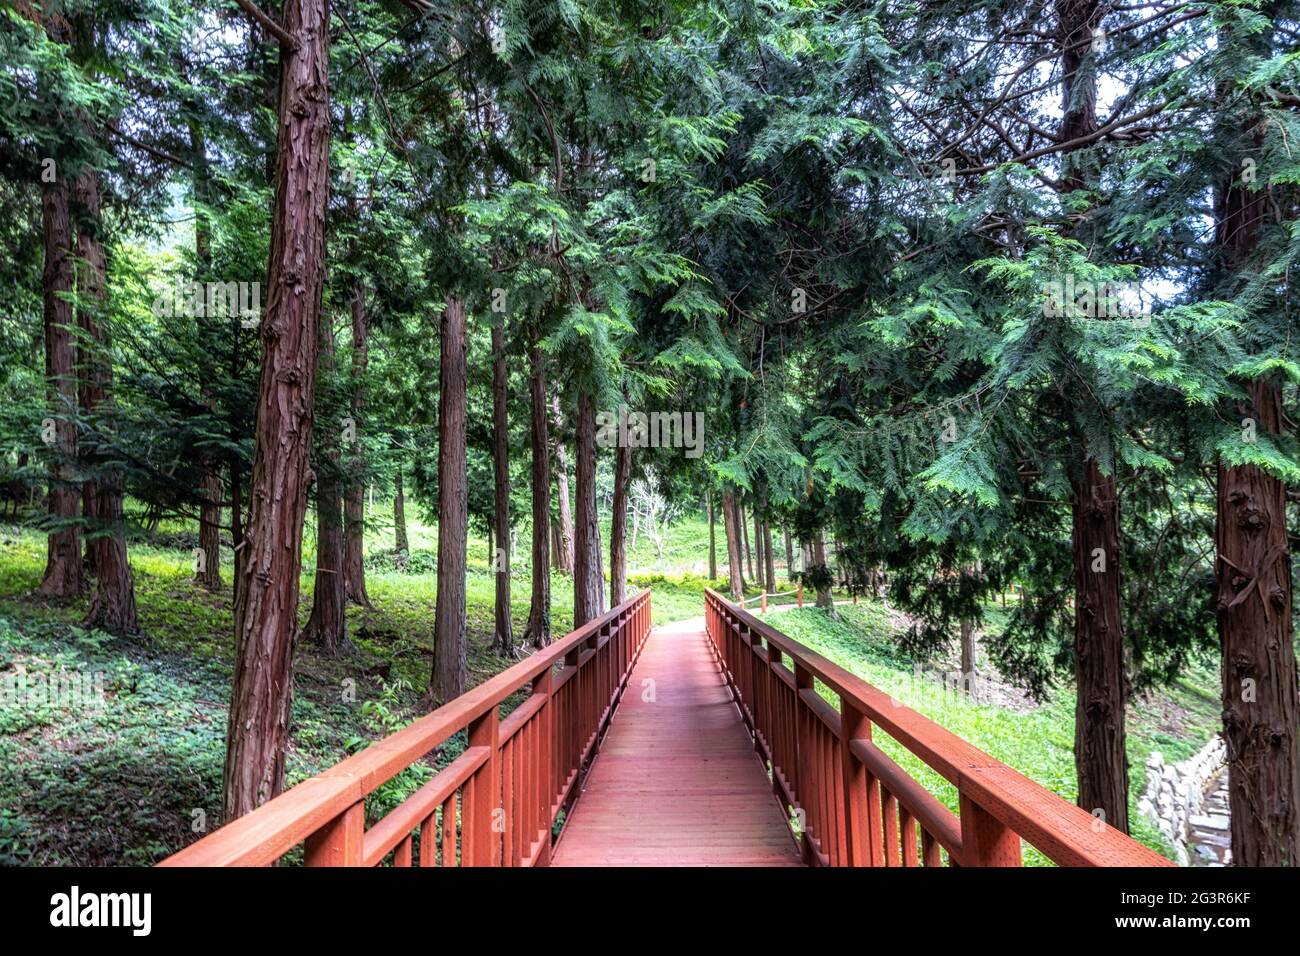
<box><xmin>552</xmin><ymin>618</ymin><xmax>801</xmax><ymax>866</ymax></box>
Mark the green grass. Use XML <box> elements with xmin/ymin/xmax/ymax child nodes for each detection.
<box><xmin>0</xmin><ymin>517</ymin><xmax>585</xmax><ymax>865</ymax></box>
<box><xmin>765</xmin><ymin>602</ymin><xmax>1218</xmax><ymax>865</ymax></box>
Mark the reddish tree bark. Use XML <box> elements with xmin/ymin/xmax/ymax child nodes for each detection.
<box><xmin>191</xmin><ymin>115</ymin><xmax>222</xmax><ymax>591</ymax></box>
<box><xmin>813</xmin><ymin>532</ymin><xmax>834</xmax><ymax>612</ymax></box>
<box><xmin>73</xmin><ymin>167</ymin><xmax>138</xmax><ymax>633</ymax></box>
<box><xmin>763</xmin><ymin>520</ymin><xmax>775</xmax><ymax>593</ymax></box>
<box><xmin>1053</xmin><ymin>0</ymin><xmax>1130</xmax><ymax>834</ymax></box>
<box><xmin>490</xmin><ymin>322</ymin><xmax>512</xmax><ymax>656</ymax></box>
<box><xmin>573</xmin><ymin>390</ymin><xmax>603</xmax><ymax>627</ymax></box>
<box><xmin>522</xmin><ymin>335</ymin><xmax>551</xmax><ymax>648</ymax></box>
<box><xmin>1071</xmin><ymin>459</ymin><xmax>1128</xmax><ymax>833</ymax></box>
<box><xmin>431</xmin><ymin>296</ymin><xmax>468</xmax><ymax>702</ymax></box>
<box><xmin>1214</xmin><ymin>122</ymin><xmax>1299</xmax><ymax>864</ymax></box>
<box><xmin>721</xmin><ymin>488</ymin><xmax>744</xmax><ymax>600</ymax></box>
<box><xmin>229</xmin><ymin>456</ymin><xmax>244</xmax><ymax>602</ymax></box>
<box><xmin>706</xmin><ymin>490</ymin><xmax>717</xmax><ymax>580</ymax></box>
<box><xmin>302</xmin><ymin>319</ymin><xmax>347</xmax><ymax>654</ymax></box>
<box><xmin>550</xmin><ymin>394</ymin><xmax>575</xmax><ymax>574</ymax></box>
<box><xmin>393</xmin><ymin>465</ymin><xmax>408</xmax><ymax>553</ymax></box>
<box><xmin>610</xmin><ymin>441</ymin><xmax>631</xmax><ymax>607</ymax></box>
<box><xmin>740</xmin><ymin>500</ymin><xmax>754</xmax><ymax>581</ymax></box>
<box><xmin>38</xmin><ymin>169</ymin><xmax>82</xmax><ymax>598</ymax></box>
<box><xmin>223</xmin><ymin>0</ymin><xmax>331</xmax><ymax>820</ymax></box>
<box><xmin>343</xmin><ymin>282</ymin><xmax>371</xmax><ymax>606</ymax></box>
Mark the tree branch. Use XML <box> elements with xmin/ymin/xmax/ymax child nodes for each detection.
<box><xmin>232</xmin><ymin>0</ymin><xmax>299</xmax><ymax>51</ymax></box>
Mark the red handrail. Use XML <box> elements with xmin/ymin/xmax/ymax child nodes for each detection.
<box><xmin>704</xmin><ymin>588</ymin><xmax>1172</xmax><ymax>867</ymax></box>
<box><xmin>160</xmin><ymin>590</ymin><xmax>653</xmax><ymax>866</ymax></box>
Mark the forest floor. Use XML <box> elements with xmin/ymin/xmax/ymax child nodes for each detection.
<box><xmin>0</xmin><ymin>515</ymin><xmax>1217</xmax><ymax>865</ymax></box>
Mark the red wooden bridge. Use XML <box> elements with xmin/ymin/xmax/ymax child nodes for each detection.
<box><xmin>160</xmin><ymin>589</ymin><xmax>1170</xmax><ymax>867</ymax></box>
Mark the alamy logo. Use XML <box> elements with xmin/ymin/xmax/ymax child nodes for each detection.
<box><xmin>1042</xmin><ymin>275</ymin><xmax>1150</xmax><ymax>323</ymax></box>
<box><xmin>49</xmin><ymin>886</ymin><xmax>151</xmax><ymax>936</ymax></box>
<box><xmin>595</xmin><ymin>405</ymin><xmax>704</xmax><ymax>458</ymax></box>
<box><xmin>152</xmin><ymin>279</ymin><xmax>262</xmax><ymax>329</ymax></box>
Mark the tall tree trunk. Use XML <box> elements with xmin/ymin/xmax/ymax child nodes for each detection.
<box><xmin>30</xmin><ymin>0</ymin><xmax>80</xmax><ymax>599</ymax></box>
<box><xmin>721</xmin><ymin>488</ymin><xmax>744</xmax><ymax>600</ymax></box>
<box><xmin>1071</xmin><ymin>459</ymin><xmax>1128</xmax><ymax>833</ymax></box>
<box><xmin>550</xmin><ymin>395</ymin><xmax>574</xmax><ymax>574</ymax></box>
<box><xmin>191</xmin><ymin>114</ymin><xmax>222</xmax><ymax>591</ymax></box>
<box><xmin>223</xmin><ymin>0</ymin><xmax>330</xmax><ymax>821</ymax></box>
<box><xmin>753</xmin><ymin>509</ymin><xmax>764</xmax><ymax>590</ymax></box>
<box><xmin>491</xmin><ymin>322</ymin><xmax>512</xmax><ymax>656</ymax></box>
<box><xmin>393</xmin><ymin>466</ymin><xmax>408</xmax><ymax>553</ymax></box>
<box><xmin>522</xmin><ymin>333</ymin><xmax>551</xmax><ymax>648</ymax></box>
<box><xmin>741</xmin><ymin>500</ymin><xmax>754</xmax><ymax>581</ymax></box>
<box><xmin>610</xmin><ymin>442</ymin><xmax>631</xmax><ymax>607</ymax></box>
<box><xmin>302</xmin><ymin>320</ymin><xmax>346</xmax><ymax>654</ymax></box>
<box><xmin>74</xmin><ymin>166</ymin><xmax>137</xmax><ymax>632</ymax></box>
<box><xmin>343</xmin><ymin>281</ymin><xmax>371</xmax><ymax>606</ymax></box>
<box><xmin>784</xmin><ymin>526</ymin><xmax>793</xmax><ymax>576</ymax></box>
<box><xmin>706</xmin><ymin>490</ymin><xmax>717</xmax><ymax>580</ymax></box>
<box><xmin>763</xmin><ymin>521</ymin><xmax>775</xmax><ymax>593</ymax></box>
<box><xmin>1053</xmin><ymin>0</ymin><xmax>1129</xmax><ymax>834</ymax></box>
<box><xmin>813</xmin><ymin>532</ymin><xmax>834</xmax><ymax>613</ymax></box>
<box><xmin>573</xmin><ymin>390</ymin><xmax>602</xmax><ymax>627</ymax></box>
<box><xmin>431</xmin><ymin>296</ymin><xmax>468</xmax><ymax>702</ymax></box>
<box><xmin>1214</xmin><ymin>115</ymin><xmax>1299</xmax><ymax>864</ymax></box>
<box><xmin>230</xmin><ymin>456</ymin><xmax>244</xmax><ymax>604</ymax></box>
<box><xmin>960</xmin><ymin>618</ymin><xmax>976</xmax><ymax>694</ymax></box>
<box><xmin>37</xmin><ymin>161</ymin><xmax>82</xmax><ymax>598</ymax></box>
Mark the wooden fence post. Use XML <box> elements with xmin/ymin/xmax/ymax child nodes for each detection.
<box><xmin>840</xmin><ymin>702</ymin><xmax>881</xmax><ymax>867</ymax></box>
<box><xmin>958</xmin><ymin>791</ymin><xmax>1022</xmax><ymax>866</ymax></box>
<box><xmin>794</xmin><ymin>661</ymin><xmax>815</xmax><ymax>865</ymax></box>
<box><xmin>466</xmin><ymin>706</ymin><xmax>500</xmax><ymax>866</ymax></box>
<box><xmin>304</xmin><ymin>801</ymin><xmax>364</xmax><ymax>866</ymax></box>
<box><xmin>534</xmin><ymin>664</ymin><xmax>554</xmax><ymax>867</ymax></box>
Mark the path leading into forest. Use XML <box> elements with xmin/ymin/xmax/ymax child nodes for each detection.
<box><xmin>551</xmin><ymin>617</ymin><xmax>801</xmax><ymax>866</ymax></box>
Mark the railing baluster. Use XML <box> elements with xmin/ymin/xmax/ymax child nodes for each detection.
<box><xmin>534</xmin><ymin>663</ymin><xmax>553</xmax><ymax>866</ymax></box>
<box><xmin>394</xmin><ymin>832</ymin><xmax>413</xmax><ymax>867</ymax></box>
<box><xmin>900</xmin><ymin>808</ymin><xmax>918</xmax><ymax>867</ymax></box>
<box><xmin>419</xmin><ymin>810</ymin><xmax>437</xmax><ymax>867</ymax></box>
<box><xmin>921</xmin><ymin>827</ymin><xmax>941</xmax><ymax>867</ymax></box>
<box><xmin>440</xmin><ymin>794</ymin><xmax>456</xmax><ymax>866</ymax></box>
<box><xmin>882</xmin><ymin>784</ymin><xmax>900</xmax><ymax>867</ymax></box>
<box><xmin>502</xmin><ymin>735</ymin><xmax>516</xmax><ymax>866</ymax></box>
<box><xmin>830</xmin><ymin>726</ymin><xmax>847</xmax><ymax>866</ymax></box>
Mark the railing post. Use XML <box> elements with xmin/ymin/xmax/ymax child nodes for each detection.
<box><xmin>839</xmin><ymin>701</ymin><xmax>881</xmax><ymax>867</ymax></box>
<box><xmin>304</xmin><ymin>800</ymin><xmax>364</xmax><ymax>866</ymax></box>
<box><xmin>767</xmin><ymin>644</ymin><xmax>784</xmax><ymax>800</ymax></box>
<box><xmin>797</xmin><ymin>584</ymin><xmax>803</xmax><ymax>608</ymax></box>
<box><xmin>794</xmin><ymin>661</ymin><xmax>815</xmax><ymax>866</ymax></box>
<box><xmin>958</xmin><ymin>791</ymin><xmax>1022</xmax><ymax>866</ymax></box>
<box><xmin>466</xmin><ymin>705</ymin><xmax>501</xmax><ymax>866</ymax></box>
<box><xmin>534</xmin><ymin>663</ymin><xmax>554</xmax><ymax>867</ymax></box>
<box><xmin>761</xmin><ymin>591</ymin><xmax>767</xmax><ymax>614</ymax></box>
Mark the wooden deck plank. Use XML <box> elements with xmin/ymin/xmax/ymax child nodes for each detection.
<box><xmin>552</xmin><ymin>619</ymin><xmax>802</xmax><ymax>867</ymax></box>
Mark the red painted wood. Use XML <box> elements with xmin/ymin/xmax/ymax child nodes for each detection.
<box><xmin>552</xmin><ymin>620</ymin><xmax>801</xmax><ymax>867</ymax></box>
<box><xmin>705</xmin><ymin>589</ymin><xmax>1173</xmax><ymax>868</ymax></box>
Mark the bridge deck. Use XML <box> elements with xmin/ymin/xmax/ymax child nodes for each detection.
<box><xmin>552</xmin><ymin>618</ymin><xmax>801</xmax><ymax>866</ymax></box>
